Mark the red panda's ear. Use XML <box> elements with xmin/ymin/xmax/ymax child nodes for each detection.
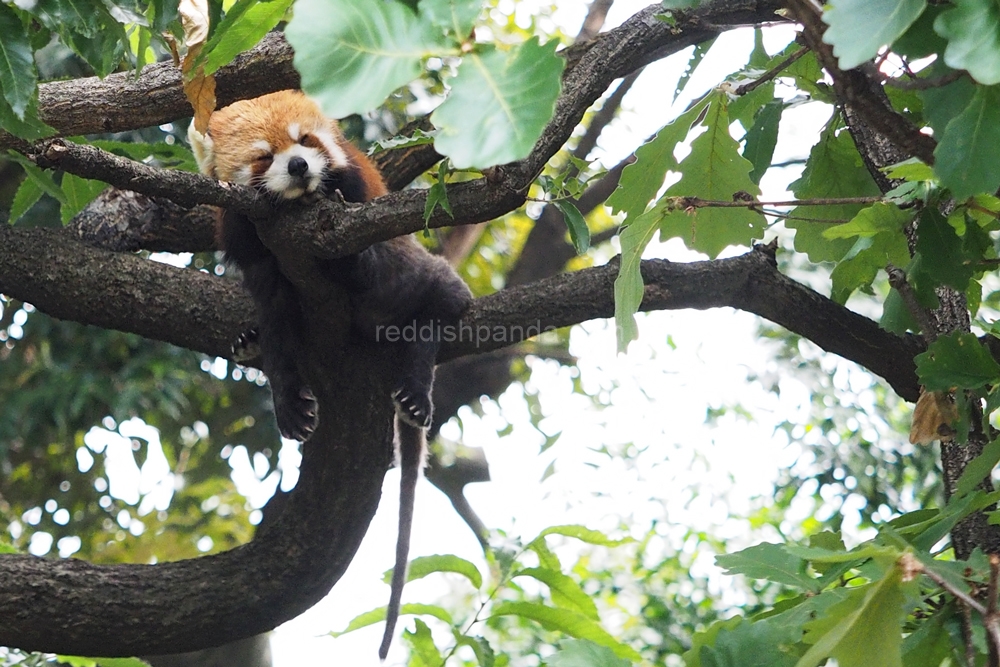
<box><xmin>188</xmin><ymin>124</ymin><xmax>216</xmax><ymax>177</ymax></box>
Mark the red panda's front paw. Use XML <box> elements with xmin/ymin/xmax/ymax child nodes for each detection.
<box><xmin>392</xmin><ymin>386</ymin><xmax>432</xmax><ymax>429</ymax></box>
<box><xmin>231</xmin><ymin>329</ymin><xmax>261</xmax><ymax>362</ymax></box>
<box><xmin>274</xmin><ymin>387</ymin><xmax>319</xmax><ymax>441</ymax></box>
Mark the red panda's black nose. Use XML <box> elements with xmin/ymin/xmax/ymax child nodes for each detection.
<box><xmin>287</xmin><ymin>156</ymin><xmax>309</xmax><ymax>177</ymax></box>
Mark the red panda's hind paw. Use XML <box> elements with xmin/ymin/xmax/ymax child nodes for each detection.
<box><xmin>392</xmin><ymin>386</ymin><xmax>432</xmax><ymax>429</ymax></box>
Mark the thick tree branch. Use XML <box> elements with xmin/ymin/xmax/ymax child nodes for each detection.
<box><xmin>0</xmin><ymin>32</ymin><xmax>298</xmax><ymax>151</ymax></box>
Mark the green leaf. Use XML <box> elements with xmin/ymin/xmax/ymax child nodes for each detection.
<box><xmin>716</xmin><ymin>543</ymin><xmax>820</xmax><ymax>592</ymax></box>
<box><xmin>829</xmin><ymin>231</ymin><xmax>910</xmax><ymax>304</ymax></box>
<box><xmin>676</xmin><ymin>39</ymin><xmax>716</xmax><ymax>101</ymax></box>
<box><xmin>9</xmin><ymin>175</ymin><xmax>43</xmax><ymax>224</ymax></box>
<box><xmin>657</xmin><ymin>93</ymin><xmax>763</xmax><ymax>258</ymax></box>
<box><xmin>201</xmin><ymin>0</ymin><xmax>294</xmax><ymax>74</ymax></box>
<box><xmin>822</xmin><ymin>0</ymin><xmax>927</xmax><ymax>70</ymax></box>
<box><xmin>892</xmin><ymin>4</ymin><xmax>947</xmax><ymax>58</ymax></box>
<box><xmin>489</xmin><ymin>602</ymin><xmax>641</xmax><ymax>661</ymax></box>
<box><xmin>554</xmin><ymin>200</ymin><xmax>590</xmax><ymax>254</ymax></box>
<box><xmin>405</xmin><ymin>619</ymin><xmax>442</xmax><ymax>667</ymax></box>
<box><xmin>920</xmin><ymin>61</ymin><xmax>976</xmax><ymax>137</ymax></box>
<box><xmin>331</xmin><ymin>602</ymin><xmax>453</xmax><ymax>636</ymax></box>
<box><xmin>933</xmin><ymin>84</ymin><xmax>1000</xmax><ymax>200</ymax></box>
<box><xmin>742</xmin><ymin>100</ymin><xmax>783</xmax><ymax>184</ymax></box>
<box><xmin>451</xmin><ymin>633</ymin><xmax>496</xmax><ymax>667</ymax></box>
<box><xmin>685</xmin><ymin>618</ymin><xmax>744</xmax><ymax>667</ymax></box>
<box><xmin>880</xmin><ymin>288</ymin><xmax>919</xmax><ymax>334</ymax></box>
<box><xmin>548</xmin><ymin>639</ymin><xmax>631</xmax><ymax>667</ymax></box>
<box><xmin>697</xmin><ymin>617</ymin><xmax>800</xmax><ymax>667</ymax></box>
<box><xmin>796</xmin><ymin>565</ymin><xmax>906</xmax><ymax>667</ymax></box>
<box><xmin>286</xmin><ymin>0</ymin><xmax>445</xmax><ymax>118</ymax></box>
<box><xmin>0</xmin><ymin>3</ymin><xmax>36</xmax><ymax>120</ymax></box>
<box><xmin>0</xmin><ymin>95</ymin><xmax>56</xmax><ymax>141</ymax></box>
<box><xmin>8</xmin><ymin>152</ymin><xmax>67</xmax><ymax>204</ymax></box>
<box><xmin>915</xmin><ymin>332</ymin><xmax>1000</xmax><ymax>391</ymax></box>
<box><xmin>883</xmin><ymin>159</ymin><xmax>935</xmax><ymax>182</ymax></box>
<box><xmin>900</xmin><ymin>608</ymin><xmax>953</xmax><ymax>667</ymax></box>
<box><xmin>787</xmin><ymin>122</ymin><xmax>881</xmax><ymax>262</ymax></box>
<box><xmin>371</xmin><ymin>128</ymin><xmax>438</xmax><ymax>153</ymax></box>
<box><xmin>535</xmin><ymin>524</ymin><xmax>633</xmax><ymax>547</ymax></box>
<box><xmin>915</xmin><ymin>208</ymin><xmax>977</xmax><ymax>292</ymax></box>
<box><xmin>421</xmin><ymin>0</ymin><xmax>482</xmax><ymax>37</ymax></box>
<box><xmin>935</xmin><ymin>0</ymin><xmax>1000</xmax><ymax>85</ymax></box>
<box><xmin>614</xmin><ymin>205</ymin><xmax>660</xmax><ymax>352</ymax></box>
<box><xmin>31</xmin><ymin>0</ymin><xmax>105</xmax><ymax>35</ymax></box>
<box><xmin>823</xmin><ymin>202</ymin><xmax>911</xmax><ymax>239</ymax></box>
<box><xmin>432</xmin><ymin>38</ymin><xmax>564</xmax><ymax>168</ymax></box>
<box><xmin>512</xmin><ymin>567</ymin><xmax>600</xmax><ymax>620</ymax></box>
<box><xmin>606</xmin><ymin>97</ymin><xmax>709</xmax><ymax>217</ymax></box>
<box><xmin>955</xmin><ymin>436</ymin><xmax>1000</xmax><ymax>497</ymax></box>
<box><xmin>60</xmin><ymin>174</ymin><xmax>107</xmax><ymax>224</ymax></box>
<box><xmin>381</xmin><ymin>553</ymin><xmax>482</xmax><ymax>588</ymax></box>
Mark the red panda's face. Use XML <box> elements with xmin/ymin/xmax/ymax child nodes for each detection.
<box><xmin>193</xmin><ymin>90</ymin><xmax>350</xmax><ymax>199</ymax></box>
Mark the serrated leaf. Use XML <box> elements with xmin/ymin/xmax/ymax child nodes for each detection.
<box><xmin>31</xmin><ymin>0</ymin><xmax>105</xmax><ymax>34</ymax></box>
<box><xmin>614</xmin><ymin>205</ymin><xmax>661</xmax><ymax>352</ymax></box>
<box><xmin>935</xmin><ymin>0</ymin><xmax>1000</xmax><ymax>85</ymax></box>
<box><xmin>371</xmin><ymin>128</ymin><xmax>438</xmax><ymax>153</ymax></box>
<box><xmin>829</xmin><ymin>230</ymin><xmax>910</xmax><ymax>303</ymax></box>
<box><xmin>201</xmin><ymin>0</ymin><xmax>293</xmax><ymax>74</ymax></box>
<box><xmin>955</xmin><ymin>436</ymin><xmax>1000</xmax><ymax>496</ymax></box>
<box><xmin>657</xmin><ymin>93</ymin><xmax>763</xmax><ymax>258</ymax></box>
<box><xmin>787</xmin><ymin>121</ymin><xmax>881</xmax><ymax>261</ymax></box>
<box><xmin>915</xmin><ymin>332</ymin><xmax>1000</xmax><ymax>391</ymax></box>
<box><xmin>331</xmin><ymin>602</ymin><xmax>453</xmax><ymax>636</ymax></box>
<box><xmin>432</xmin><ymin>38</ymin><xmax>563</xmax><ymax>168</ymax></box>
<box><xmin>933</xmin><ymin>84</ymin><xmax>1000</xmax><ymax>200</ymax></box>
<box><xmin>606</xmin><ymin>98</ymin><xmax>708</xmax><ymax>217</ymax></box>
<box><xmin>796</xmin><ymin>566</ymin><xmax>906</xmax><ymax>667</ymax></box>
<box><xmin>405</xmin><ymin>618</ymin><xmax>442</xmax><ymax>667</ymax></box>
<box><xmin>513</xmin><ymin>567</ymin><xmax>599</xmax><ymax>620</ymax></box>
<box><xmin>915</xmin><ymin>208</ymin><xmax>977</xmax><ymax>292</ymax></box>
<box><xmin>8</xmin><ymin>152</ymin><xmax>67</xmax><ymax>204</ymax></box>
<box><xmin>548</xmin><ymin>639</ymin><xmax>631</xmax><ymax>667</ymax></box>
<box><xmin>452</xmin><ymin>634</ymin><xmax>495</xmax><ymax>667</ymax></box>
<box><xmin>900</xmin><ymin>609</ymin><xmax>952</xmax><ymax>667</ymax></box>
<box><xmin>676</xmin><ymin>39</ymin><xmax>716</xmax><ymax>100</ymax></box>
<box><xmin>697</xmin><ymin>617</ymin><xmax>800</xmax><ymax>667</ymax></box>
<box><xmin>716</xmin><ymin>543</ymin><xmax>820</xmax><ymax>592</ymax></box>
<box><xmin>382</xmin><ymin>553</ymin><xmax>482</xmax><ymax>588</ymax></box>
<box><xmin>490</xmin><ymin>602</ymin><xmax>641</xmax><ymax>661</ymax></box>
<box><xmin>554</xmin><ymin>200</ymin><xmax>590</xmax><ymax>254</ymax></box>
<box><xmin>421</xmin><ymin>0</ymin><xmax>482</xmax><ymax>37</ymax></box>
<box><xmin>0</xmin><ymin>95</ymin><xmax>55</xmax><ymax>141</ymax></box>
<box><xmin>424</xmin><ymin>182</ymin><xmax>453</xmax><ymax>224</ymax></box>
<box><xmin>685</xmin><ymin>618</ymin><xmax>744</xmax><ymax>667</ymax></box>
<box><xmin>60</xmin><ymin>173</ymin><xmax>107</xmax><ymax>224</ymax></box>
<box><xmin>535</xmin><ymin>524</ymin><xmax>633</xmax><ymax>547</ymax></box>
<box><xmin>287</xmin><ymin>0</ymin><xmax>444</xmax><ymax>118</ymax></box>
<box><xmin>822</xmin><ymin>0</ymin><xmax>926</xmax><ymax>70</ymax></box>
<box><xmin>920</xmin><ymin>61</ymin><xmax>976</xmax><ymax>137</ymax></box>
<box><xmin>9</xmin><ymin>175</ymin><xmax>43</xmax><ymax>224</ymax></box>
<box><xmin>0</xmin><ymin>4</ymin><xmax>36</xmax><ymax>120</ymax></box>
<box><xmin>743</xmin><ymin>100</ymin><xmax>782</xmax><ymax>184</ymax></box>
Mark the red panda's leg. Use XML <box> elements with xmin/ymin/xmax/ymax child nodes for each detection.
<box><xmin>221</xmin><ymin>211</ymin><xmax>318</xmax><ymax>441</ymax></box>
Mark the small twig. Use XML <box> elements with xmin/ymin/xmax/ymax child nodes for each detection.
<box><xmin>885</xmin><ymin>69</ymin><xmax>966</xmax><ymax>91</ymax></box>
<box><xmin>667</xmin><ymin>195</ymin><xmax>883</xmax><ymax>209</ymax></box>
<box><xmin>886</xmin><ymin>264</ymin><xmax>939</xmax><ymax>344</ymax></box>
<box><xmin>919</xmin><ymin>563</ymin><xmax>987</xmax><ymax>615</ymax></box>
<box><xmin>736</xmin><ymin>45</ymin><xmax>810</xmax><ymax>96</ymax></box>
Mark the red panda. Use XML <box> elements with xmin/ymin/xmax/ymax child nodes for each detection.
<box><xmin>189</xmin><ymin>89</ymin><xmax>472</xmax><ymax>660</ymax></box>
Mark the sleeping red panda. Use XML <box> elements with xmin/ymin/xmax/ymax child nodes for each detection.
<box><xmin>188</xmin><ymin>89</ymin><xmax>472</xmax><ymax>660</ymax></box>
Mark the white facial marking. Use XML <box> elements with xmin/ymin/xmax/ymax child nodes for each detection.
<box><xmin>264</xmin><ymin>143</ymin><xmax>327</xmax><ymax>199</ymax></box>
<box><xmin>233</xmin><ymin>165</ymin><xmax>254</xmax><ymax>186</ymax></box>
<box><xmin>287</xmin><ymin>123</ymin><xmax>300</xmax><ymax>141</ymax></box>
<box><xmin>314</xmin><ymin>129</ymin><xmax>348</xmax><ymax>169</ymax></box>
<box><xmin>252</xmin><ymin>140</ymin><xmax>271</xmax><ymax>153</ymax></box>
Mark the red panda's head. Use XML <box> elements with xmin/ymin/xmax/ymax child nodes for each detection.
<box><xmin>189</xmin><ymin>90</ymin><xmax>349</xmax><ymax>199</ymax></box>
